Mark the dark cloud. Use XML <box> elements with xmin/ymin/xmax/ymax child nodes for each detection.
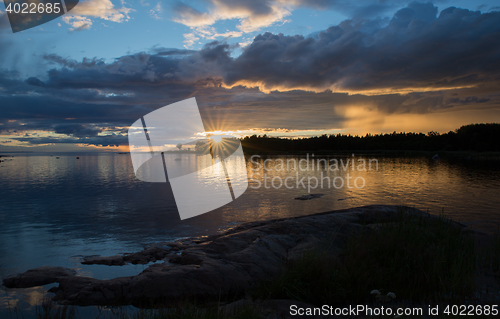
<box><xmin>11</xmin><ymin>2</ymin><xmax>497</xmax><ymax>101</ymax></box>
<box><xmin>153</xmin><ymin>48</ymin><xmax>197</xmax><ymax>56</ymax></box>
<box><xmin>172</xmin><ymin>0</ymin><xmax>412</xmax><ymax>27</ymax></box>
<box><xmin>304</xmin><ymin>0</ymin><xmax>412</xmax><ymax>18</ymax></box>
<box><xmin>447</xmin><ymin>96</ymin><xmax>491</xmax><ymax>105</ymax></box>
<box><xmin>25</xmin><ymin>77</ymin><xmax>46</xmax><ymax>87</ymax></box>
<box><xmin>13</xmin><ymin>135</ymin><xmax>128</xmax><ymax>147</ymax></box>
<box><xmin>43</xmin><ymin>54</ymin><xmax>106</xmax><ymax>70</ymax></box>
<box><xmin>167</xmin><ymin>2</ymin><xmax>500</xmax><ymax>97</ymax></box>
<box><xmin>1</xmin><ymin>2</ymin><xmax>499</xmax><ymax>147</ymax></box>
<box><xmin>53</xmin><ymin>124</ymin><xmax>102</xmax><ymax>137</ymax></box>
<box><xmin>208</xmin><ymin>2</ymin><xmax>500</xmax><ymax>93</ymax></box>
<box><xmin>172</xmin><ymin>2</ymin><xmax>207</xmax><ymax>20</ymax></box>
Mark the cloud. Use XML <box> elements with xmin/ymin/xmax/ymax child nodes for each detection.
<box><xmin>173</xmin><ymin>0</ymin><xmax>293</xmax><ymax>47</ymax></box>
<box><xmin>182</xmin><ymin>27</ymin><xmax>243</xmax><ymax>48</ymax></box>
<box><xmin>63</xmin><ymin>16</ymin><xmax>93</xmax><ymax>31</ymax></box>
<box><xmin>1</xmin><ymin>2</ymin><xmax>500</xmax><ymax>148</ymax></box>
<box><xmin>25</xmin><ymin>77</ymin><xmax>46</xmax><ymax>87</ymax></box>
<box><xmin>168</xmin><ymin>2</ymin><xmax>500</xmax><ymax>93</ymax></box>
<box><xmin>53</xmin><ymin>124</ymin><xmax>103</xmax><ymax>137</ymax></box>
<box><xmin>151</xmin><ymin>48</ymin><xmax>197</xmax><ymax>56</ymax></box>
<box><xmin>173</xmin><ymin>3</ymin><xmax>217</xmax><ymax>28</ymax></box>
<box><xmin>62</xmin><ymin>0</ymin><xmax>133</xmax><ymax>30</ymax></box>
<box><xmin>0</xmin><ymin>117</ymin><xmax>128</xmax><ymax>148</ymax></box>
<box><xmin>1</xmin><ymin>0</ymin><xmax>131</xmax><ymax>32</ymax></box>
<box><xmin>10</xmin><ymin>2</ymin><xmax>500</xmax><ymax>97</ymax></box>
<box><xmin>0</xmin><ymin>1</ymin><xmax>47</xmax><ymax>33</ymax></box>
<box><xmin>13</xmin><ymin>135</ymin><xmax>128</xmax><ymax>147</ymax></box>
<box><xmin>309</xmin><ymin>0</ymin><xmax>412</xmax><ymax>18</ymax></box>
<box><xmin>70</xmin><ymin>0</ymin><xmax>132</xmax><ymax>22</ymax></box>
<box><xmin>182</xmin><ymin>32</ymin><xmax>200</xmax><ymax>48</ymax></box>
<box><xmin>149</xmin><ymin>2</ymin><xmax>163</xmax><ymax>20</ymax></box>
<box><xmin>172</xmin><ymin>0</ymin><xmax>416</xmax><ymax>47</ymax></box>
<box><xmin>173</xmin><ymin>0</ymin><xmax>352</xmax><ymax>32</ymax></box>
<box><xmin>195</xmin><ymin>2</ymin><xmax>500</xmax><ymax>94</ymax></box>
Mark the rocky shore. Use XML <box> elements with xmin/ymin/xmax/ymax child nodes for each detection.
<box><xmin>3</xmin><ymin>205</ymin><xmax>465</xmax><ymax>307</ymax></box>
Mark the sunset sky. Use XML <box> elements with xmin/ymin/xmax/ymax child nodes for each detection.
<box><xmin>0</xmin><ymin>0</ymin><xmax>499</xmax><ymax>152</ymax></box>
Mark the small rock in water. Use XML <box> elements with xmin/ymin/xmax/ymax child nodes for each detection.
<box><xmin>338</xmin><ymin>197</ymin><xmax>354</xmax><ymax>201</ymax></box>
<box><xmin>294</xmin><ymin>194</ymin><xmax>324</xmax><ymax>200</ymax></box>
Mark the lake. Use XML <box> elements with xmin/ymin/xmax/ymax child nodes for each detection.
<box><xmin>1</xmin><ymin>152</ymin><xmax>499</xmax><ymax>317</ymax></box>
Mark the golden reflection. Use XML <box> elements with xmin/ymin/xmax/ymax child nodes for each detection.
<box><xmin>1</xmin><ymin>286</ymin><xmax>49</xmax><ymax>308</ymax></box>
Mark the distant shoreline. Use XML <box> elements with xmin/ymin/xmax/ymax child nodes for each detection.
<box><xmin>3</xmin><ymin>150</ymin><xmax>500</xmax><ymax>161</ymax></box>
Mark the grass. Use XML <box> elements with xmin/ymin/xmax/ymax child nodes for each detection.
<box><xmin>35</xmin><ymin>298</ymin><xmax>77</xmax><ymax>319</ymax></box>
<box><xmin>252</xmin><ymin>208</ymin><xmax>476</xmax><ymax>306</ymax></box>
<box><xmin>32</xmin><ymin>298</ymin><xmax>260</xmax><ymax>319</ymax></box>
<box><xmin>483</xmin><ymin>231</ymin><xmax>500</xmax><ymax>274</ymax></box>
<box><xmin>121</xmin><ymin>305</ymin><xmax>259</xmax><ymax>319</ymax></box>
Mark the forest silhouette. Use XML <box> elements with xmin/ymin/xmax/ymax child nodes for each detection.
<box><xmin>240</xmin><ymin>123</ymin><xmax>500</xmax><ymax>153</ymax></box>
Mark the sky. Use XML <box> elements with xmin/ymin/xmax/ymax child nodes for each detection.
<box><xmin>0</xmin><ymin>0</ymin><xmax>499</xmax><ymax>152</ymax></box>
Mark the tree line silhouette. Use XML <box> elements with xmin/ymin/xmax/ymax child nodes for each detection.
<box><xmin>240</xmin><ymin>123</ymin><xmax>500</xmax><ymax>153</ymax></box>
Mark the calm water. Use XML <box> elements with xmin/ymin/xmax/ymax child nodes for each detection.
<box><xmin>1</xmin><ymin>152</ymin><xmax>500</xmax><ymax>316</ymax></box>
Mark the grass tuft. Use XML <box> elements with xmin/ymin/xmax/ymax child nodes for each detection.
<box><xmin>101</xmin><ymin>303</ymin><xmax>260</xmax><ymax>319</ymax></box>
<box><xmin>36</xmin><ymin>298</ymin><xmax>77</xmax><ymax>319</ymax></box>
<box><xmin>253</xmin><ymin>208</ymin><xmax>476</xmax><ymax>306</ymax></box>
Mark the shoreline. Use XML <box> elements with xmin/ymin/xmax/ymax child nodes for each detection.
<box><xmin>4</xmin><ymin>205</ymin><xmax>495</xmax><ymax>309</ymax></box>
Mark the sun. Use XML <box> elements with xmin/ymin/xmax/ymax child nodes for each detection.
<box><xmin>210</xmin><ymin>135</ymin><xmax>224</xmax><ymax>143</ymax></box>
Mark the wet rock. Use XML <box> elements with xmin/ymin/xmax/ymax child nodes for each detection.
<box><xmin>82</xmin><ymin>246</ymin><xmax>171</xmax><ymax>265</ymax></box>
<box><xmin>220</xmin><ymin>299</ymin><xmax>335</xmax><ymax>318</ymax></box>
<box><xmin>338</xmin><ymin>196</ymin><xmax>354</xmax><ymax>201</ymax></box>
<box><xmin>3</xmin><ymin>266</ymin><xmax>76</xmax><ymax>288</ymax></box>
<box><xmin>3</xmin><ymin>205</ymin><xmax>435</xmax><ymax>306</ymax></box>
<box><xmin>82</xmin><ymin>256</ymin><xmax>126</xmax><ymax>266</ymax></box>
